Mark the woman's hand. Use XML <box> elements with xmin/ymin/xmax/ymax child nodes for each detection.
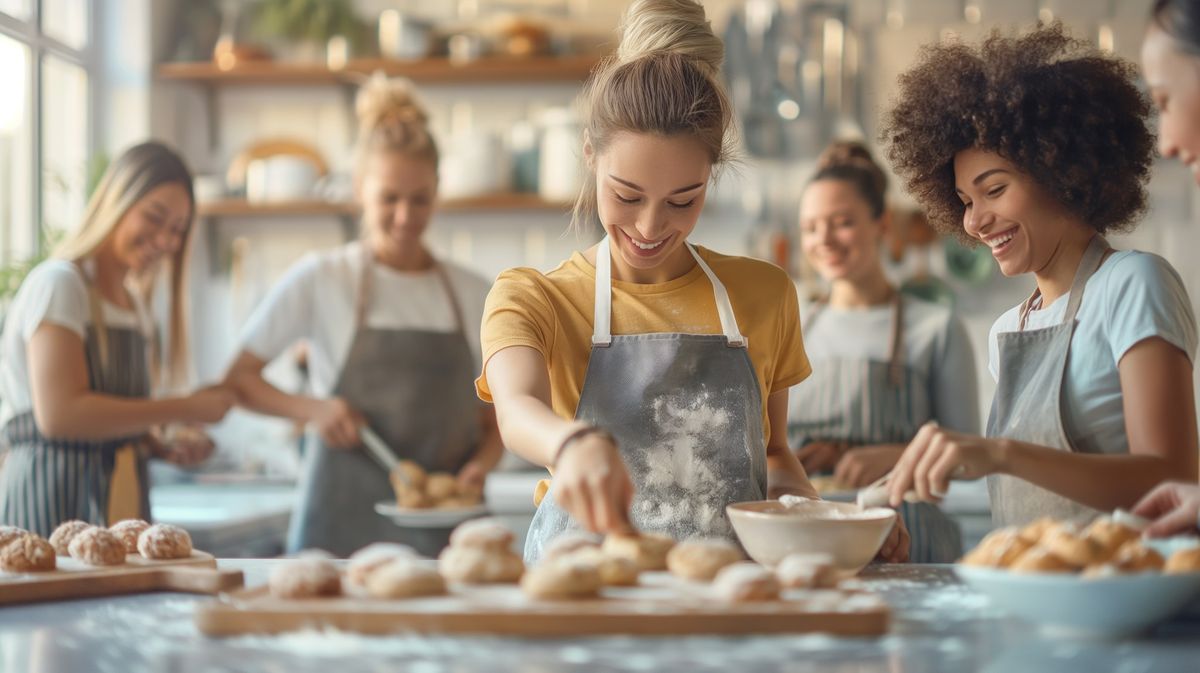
<box><xmin>1133</xmin><ymin>481</ymin><xmax>1200</xmax><ymax>538</ymax></box>
<box><xmin>160</xmin><ymin>425</ymin><xmax>216</xmax><ymax>466</ymax></box>
<box><xmin>834</xmin><ymin>445</ymin><xmax>904</xmax><ymax>488</ymax></box>
<box><xmin>181</xmin><ymin>385</ymin><xmax>236</xmax><ymax>424</ymax></box>
<box><xmin>888</xmin><ymin>423</ymin><xmax>1006</xmax><ymax>506</ymax></box>
<box><xmin>875</xmin><ymin>513</ymin><xmax>911</xmax><ymax>563</ymax></box>
<box><xmin>796</xmin><ymin>440</ymin><xmax>848</xmax><ymax>474</ymax></box>
<box><xmin>552</xmin><ymin>432</ymin><xmax>635</xmax><ymax>535</ymax></box>
<box><xmin>312</xmin><ymin>397</ymin><xmax>364</xmax><ymax>449</ymax></box>
<box><xmin>456</xmin><ymin>460</ymin><xmax>489</xmax><ymax>500</ymax></box>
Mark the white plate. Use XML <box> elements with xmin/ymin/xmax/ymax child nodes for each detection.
<box><xmin>956</xmin><ymin>565</ymin><xmax>1200</xmax><ymax>639</ymax></box>
<box><xmin>374</xmin><ymin>502</ymin><xmax>489</xmax><ymax>529</ymax></box>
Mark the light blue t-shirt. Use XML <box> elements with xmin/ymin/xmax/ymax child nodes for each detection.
<box><xmin>988</xmin><ymin>251</ymin><xmax>1198</xmax><ymax>456</ymax></box>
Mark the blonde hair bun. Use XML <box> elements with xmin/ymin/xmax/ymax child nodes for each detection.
<box><xmin>354</xmin><ymin>73</ymin><xmax>437</xmax><ymax>164</ymax></box>
<box><xmin>616</xmin><ymin>0</ymin><xmax>723</xmax><ymax>75</ymax></box>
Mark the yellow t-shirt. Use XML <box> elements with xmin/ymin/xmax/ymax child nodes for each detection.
<box><xmin>476</xmin><ymin>245</ymin><xmax>812</xmax><ymax>443</ymax></box>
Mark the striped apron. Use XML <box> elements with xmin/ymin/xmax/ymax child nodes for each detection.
<box><xmin>788</xmin><ymin>294</ymin><xmax>963</xmax><ymax>563</ymax></box>
<box><xmin>0</xmin><ymin>265</ymin><xmax>152</xmax><ymax>536</ymax></box>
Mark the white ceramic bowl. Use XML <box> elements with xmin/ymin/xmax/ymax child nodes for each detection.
<box><xmin>956</xmin><ymin>565</ymin><xmax>1200</xmax><ymax>639</ymax></box>
<box><xmin>726</xmin><ymin>500</ymin><xmax>896</xmax><ymax>572</ymax></box>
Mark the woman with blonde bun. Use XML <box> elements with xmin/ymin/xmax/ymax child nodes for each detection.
<box><xmin>789</xmin><ymin>140</ymin><xmax>977</xmax><ymax>563</ymax></box>
<box><xmin>0</xmin><ymin>141</ymin><xmax>232</xmax><ymax>535</ymax></box>
<box><xmin>478</xmin><ymin>0</ymin><xmax>908</xmax><ymax>563</ymax></box>
<box><xmin>225</xmin><ymin>75</ymin><xmax>502</xmax><ymax>556</ymax></box>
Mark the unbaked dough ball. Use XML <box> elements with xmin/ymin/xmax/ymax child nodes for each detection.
<box><xmin>561</xmin><ymin>547</ymin><xmax>640</xmax><ymax>586</ymax></box>
<box><xmin>137</xmin><ymin>524</ymin><xmax>193</xmax><ymax>560</ymax></box>
<box><xmin>391</xmin><ymin>460</ymin><xmax>429</xmax><ymax>508</ymax></box>
<box><xmin>0</xmin><ymin>534</ymin><xmax>55</xmax><ymax>572</ymax></box>
<box><xmin>269</xmin><ymin>552</ymin><xmax>342</xmax><ymax>599</ymax></box>
<box><xmin>602</xmin><ymin>532</ymin><xmax>675</xmax><ymax>571</ymax></box>
<box><xmin>346</xmin><ymin>543</ymin><xmax>418</xmax><ymax>588</ymax></box>
<box><xmin>438</xmin><ymin>545</ymin><xmax>524</xmax><ymax>584</ymax></box>
<box><xmin>1084</xmin><ymin>517</ymin><xmax>1140</xmax><ymax>558</ymax></box>
<box><xmin>425</xmin><ymin>473</ymin><xmax>459</xmax><ymax>502</ymax></box>
<box><xmin>712</xmin><ymin>562</ymin><xmax>781</xmax><ymax>602</ymax></box>
<box><xmin>543</xmin><ymin>531</ymin><xmax>601</xmax><ymax>561</ymax></box>
<box><xmin>448</xmin><ymin>518</ymin><xmax>514</xmax><ymax>552</ymax></box>
<box><xmin>0</xmin><ymin>525</ymin><xmax>26</xmax><ymax>550</ymax></box>
<box><xmin>1009</xmin><ymin>547</ymin><xmax>1075</xmax><ymax>574</ymax></box>
<box><xmin>49</xmin><ymin>520</ymin><xmax>92</xmax><ymax>556</ymax></box>
<box><xmin>520</xmin><ymin>557</ymin><xmax>603</xmax><ymax>599</ymax></box>
<box><xmin>1165</xmin><ymin>547</ymin><xmax>1200</xmax><ymax>574</ymax></box>
<box><xmin>775</xmin><ymin>552</ymin><xmax>839</xmax><ymax>589</ymax></box>
<box><xmin>365</xmin><ymin>558</ymin><xmax>447</xmax><ymax>599</ymax></box>
<box><xmin>109</xmin><ymin>519</ymin><xmax>150</xmax><ymax>555</ymax></box>
<box><xmin>666</xmin><ymin>538</ymin><xmax>743</xmax><ymax>581</ymax></box>
<box><xmin>1040</xmin><ymin>526</ymin><xmax>1102</xmax><ymax>567</ymax></box>
<box><xmin>1112</xmin><ymin>541</ymin><xmax>1165</xmax><ymax>573</ymax></box>
<box><xmin>1015</xmin><ymin>517</ymin><xmax>1057</xmax><ymax>546</ymax></box>
<box><xmin>68</xmin><ymin>527</ymin><xmax>126</xmax><ymax>566</ymax></box>
<box><xmin>960</xmin><ymin>527</ymin><xmax>1033</xmax><ymax>568</ymax></box>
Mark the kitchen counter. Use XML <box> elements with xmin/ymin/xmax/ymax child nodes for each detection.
<box><xmin>2</xmin><ymin>562</ymin><xmax>1197</xmax><ymax>673</ymax></box>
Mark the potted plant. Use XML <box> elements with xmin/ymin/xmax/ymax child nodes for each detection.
<box><xmin>250</xmin><ymin>0</ymin><xmax>367</xmax><ymax>63</ymax></box>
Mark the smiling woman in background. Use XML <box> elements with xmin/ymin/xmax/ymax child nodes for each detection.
<box><xmin>224</xmin><ymin>75</ymin><xmax>502</xmax><ymax>557</ymax></box>
<box><xmin>789</xmin><ymin>140</ymin><xmax>978</xmax><ymax>563</ymax></box>
<box><xmin>881</xmin><ymin>24</ymin><xmax>1198</xmax><ymax>525</ymax></box>
<box><xmin>0</xmin><ymin>141</ymin><xmax>233</xmax><ymax>535</ymax></box>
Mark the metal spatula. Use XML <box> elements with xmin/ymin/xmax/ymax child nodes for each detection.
<box><xmin>359</xmin><ymin>425</ymin><xmax>401</xmax><ymax>477</ymax></box>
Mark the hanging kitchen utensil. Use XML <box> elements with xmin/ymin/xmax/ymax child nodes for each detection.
<box><xmin>359</xmin><ymin>425</ymin><xmax>400</xmax><ymax>475</ymax></box>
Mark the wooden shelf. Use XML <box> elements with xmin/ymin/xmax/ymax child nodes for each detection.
<box><xmin>197</xmin><ymin>194</ymin><xmax>570</xmax><ymax>218</ymax></box>
<box><xmin>158</xmin><ymin>54</ymin><xmax>603</xmax><ymax>86</ymax></box>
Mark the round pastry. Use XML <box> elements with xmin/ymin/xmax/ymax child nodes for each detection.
<box><xmin>365</xmin><ymin>558</ymin><xmax>447</xmax><ymax>599</ymax></box>
<box><xmin>561</xmin><ymin>547</ymin><xmax>640</xmax><ymax>586</ymax></box>
<box><xmin>0</xmin><ymin>534</ymin><xmax>56</xmax><ymax>572</ymax></box>
<box><xmin>268</xmin><ymin>553</ymin><xmax>342</xmax><ymax>599</ymax></box>
<box><xmin>109</xmin><ymin>519</ymin><xmax>151</xmax><ymax>555</ymax></box>
<box><xmin>960</xmin><ymin>528</ymin><xmax>1033</xmax><ymax>568</ymax></box>
<box><xmin>1084</xmin><ymin>517</ymin><xmax>1140</xmax><ymax>558</ymax></box>
<box><xmin>1040</xmin><ymin>526</ymin><xmax>1102</xmax><ymax>567</ymax></box>
<box><xmin>1082</xmin><ymin>563</ymin><xmax>1122</xmax><ymax>579</ymax></box>
<box><xmin>68</xmin><ymin>527</ymin><xmax>126</xmax><ymax>566</ymax></box>
<box><xmin>49</xmin><ymin>520</ymin><xmax>93</xmax><ymax>556</ymax></box>
<box><xmin>602</xmin><ymin>532</ymin><xmax>676</xmax><ymax>571</ymax></box>
<box><xmin>1016</xmin><ymin>517</ymin><xmax>1057</xmax><ymax>546</ymax></box>
<box><xmin>520</xmin><ymin>557</ymin><xmax>603</xmax><ymax>599</ymax></box>
<box><xmin>346</xmin><ymin>543</ymin><xmax>418</xmax><ymax>588</ymax></box>
<box><xmin>1165</xmin><ymin>547</ymin><xmax>1200</xmax><ymax>574</ymax></box>
<box><xmin>458</xmin><ymin>480</ymin><xmax>484</xmax><ymax>504</ymax></box>
<box><xmin>438</xmin><ymin>545</ymin><xmax>524</xmax><ymax>584</ymax></box>
<box><xmin>775</xmin><ymin>552</ymin><xmax>839</xmax><ymax>589</ymax></box>
<box><xmin>666</xmin><ymin>538</ymin><xmax>743</xmax><ymax>582</ymax></box>
<box><xmin>448</xmin><ymin>518</ymin><xmax>514</xmax><ymax>552</ymax></box>
<box><xmin>0</xmin><ymin>525</ymin><xmax>27</xmax><ymax>550</ymax></box>
<box><xmin>436</xmin><ymin>496</ymin><xmax>479</xmax><ymax>510</ymax></box>
<box><xmin>390</xmin><ymin>460</ymin><xmax>428</xmax><ymax>493</ymax></box>
<box><xmin>1112</xmin><ymin>541</ymin><xmax>1165</xmax><ymax>573</ymax></box>
<box><xmin>137</xmin><ymin>524</ymin><xmax>193</xmax><ymax>560</ymax></box>
<box><xmin>543</xmin><ymin>531</ymin><xmax>602</xmax><ymax>561</ymax></box>
<box><xmin>425</xmin><ymin>473</ymin><xmax>459</xmax><ymax>502</ymax></box>
<box><xmin>396</xmin><ymin>490</ymin><xmax>431</xmax><ymax>509</ymax></box>
<box><xmin>1009</xmin><ymin>547</ymin><xmax>1075</xmax><ymax>574</ymax></box>
<box><xmin>712</xmin><ymin>562</ymin><xmax>781</xmax><ymax>602</ymax></box>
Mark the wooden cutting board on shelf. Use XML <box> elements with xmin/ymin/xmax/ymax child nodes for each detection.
<box><xmin>0</xmin><ymin>552</ymin><xmax>244</xmax><ymax>606</ymax></box>
<box><xmin>195</xmin><ymin>572</ymin><xmax>889</xmax><ymax>637</ymax></box>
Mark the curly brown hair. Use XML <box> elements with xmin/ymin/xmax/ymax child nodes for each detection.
<box><xmin>881</xmin><ymin>23</ymin><xmax>1154</xmax><ymax>238</ymax></box>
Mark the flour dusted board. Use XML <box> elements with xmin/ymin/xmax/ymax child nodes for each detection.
<box><xmin>195</xmin><ymin>572</ymin><xmax>890</xmax><ymax>637</ymax></box>
<box><xmin>0</xmin><ymin>552</ymin><xmax>244</xmax><ymax>605</ymax></box>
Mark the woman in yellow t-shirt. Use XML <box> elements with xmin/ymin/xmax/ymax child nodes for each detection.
<box><xmin>478</xmin><ymin>0</ymin><xmax>909</xmax><ymax>563</ymax></box>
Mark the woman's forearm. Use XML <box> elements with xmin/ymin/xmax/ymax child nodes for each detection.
<box><xmin>229</xmin><ymin>369</ymin><xmax>323</xmax><ymax>423</ymax></box>
<box><xmin>35</xmin><ymin>394</ymin><xmax>189</xmax><ymax>441</ymax></box>
<box><xmin>468</xmin><ymin>406</ymin><xmax>507</xmax><ymax>472</ymax></box>
<box><xmin>494</xmin><ymin>393</ymin><xmax>583</xmax><ymax>468</ymax></box>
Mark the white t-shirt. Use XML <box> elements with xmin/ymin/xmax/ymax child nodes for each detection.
<box><xmin>238</xmin><ymin>241</ymin><xmax>491</xmax><ymax>398</ymax></box>
<box><xmin>794</xmin><ymin>294</ymin><xmax>981</xmax><ymax>435</ymax></box>
<box><xmin>988</xmin><ymin>251</ymin><xmax>1198</xmax><ymax>456</ymax></box>
<box><xmin>0</xmin><ymin>259</ymin><xmax>152</xmax><ymax>429</ymax></box>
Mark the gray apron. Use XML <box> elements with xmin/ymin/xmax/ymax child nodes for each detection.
<box><xmin>986</xmin><ymin>235</ymin><xmax>1111</xmax><ymax>527</ymax></box>
<box><xmin>524</xmin><ymin>236</ymin><xmax>768</xmax><ymax>563</ymax></box>
<box><xmin>286</xmin><ymin>251</ymin><xmax>482</xmax><ymax>558</ymax></box>
<box><xmin>0</xmin><ymin>264</ymin><xmax>152</xmax><ymax>536</ymax></box>
<box><xmin>788</xmin><ymin>294</ymin><xmax>962</xmax><ymax>563</ymax></box>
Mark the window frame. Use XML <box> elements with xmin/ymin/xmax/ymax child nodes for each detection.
<box><xmin>0</xmin><ymin>0</ymin><xmax>100</xmax><ymax>262</ymax></box>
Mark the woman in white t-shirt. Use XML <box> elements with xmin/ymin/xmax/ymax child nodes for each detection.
<box><xmin>879</xmin><ymin>25</ymin><xmax>1198</xmax><ymax>525</ymax></box>
<box><xmin>224</xmin><ymin>75</ymin><xmax>502</xmax><ymax>557</ymax></box>
<box><xmin>789</xmin><ymin>141</ymin><xmax>977</xmax><ymax>562</ymax></box>
<box><xmin>0</xmin><ymin>141</ymin><xmax>234</xmax><ymax>535</ymax></box>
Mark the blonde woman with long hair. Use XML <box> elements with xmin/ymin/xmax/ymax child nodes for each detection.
<box><xmin>225</xmin><ymin>75</ymin><xmax>503</xmax><ymax>557</ymax></box>
<box><xmin>0</xmin><ymin>141</ymin><xmax>234</xmax><ymax>536</ymax></box>
<box><xmin>479</xmin><ymin>0</ymin><xmax>908</xmax><ymax>563</ymax></box>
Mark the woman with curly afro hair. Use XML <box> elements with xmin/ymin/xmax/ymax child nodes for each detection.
<box><xmin>880</xmin><ymin>24</ymin><xmax>1198</xmax><ymax>528</ymax></box>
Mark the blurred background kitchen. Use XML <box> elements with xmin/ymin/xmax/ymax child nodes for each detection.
<box><xmin>0</xmin><ymin>0</ymin><xmax>1195</xmax><ymax>558</ymax></box>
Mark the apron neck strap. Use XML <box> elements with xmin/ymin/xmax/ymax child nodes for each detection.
<box><xmin>1018</xmin><ymin>235</ymin><xmax>1110</xmax><ymax>331</ymax></box>
<box><xmin>592</xmin><ymin>236</ymin><xmax>746</xmax><ymax>347</ymax></box>
<box><xmin>887</xmin><ymin>291</ymin><xmax>906</xmax><ymax>387</ymax></box>
<box><xmin>357</xmin><ymin>246</ymin><xmax>465</xmax><ymax>333</ymax></box>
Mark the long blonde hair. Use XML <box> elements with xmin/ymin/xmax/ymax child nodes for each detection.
<box><xmin>571</xmin><ymin>0</ymin><xmax>734</xmax><ymax>234</ymax></box>
<box><xmin>53</xmin><ymin>141</ymin><xmax>195</xmax><ymax>390</ymax></box>
<box><xmin>354</xmin><ymin>73</ymin><xmax>438</xmax><ymax>173</ymax></box>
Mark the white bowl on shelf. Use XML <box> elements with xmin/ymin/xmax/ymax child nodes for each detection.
<box><xmin>956</xmin><ymin>565</ymin><xmax>1200</xmax><ymax>639</ymax></box>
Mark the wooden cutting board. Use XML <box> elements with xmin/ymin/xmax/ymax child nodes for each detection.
<box><xmin>195</xmin><ymin>572</ymin><xmax>889</xmax><ymax>637</ymax></box>
<box><xmin>0</xmin><ymin>551</ymin><xmax>244</xmax><ymax>606</ymax></box>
